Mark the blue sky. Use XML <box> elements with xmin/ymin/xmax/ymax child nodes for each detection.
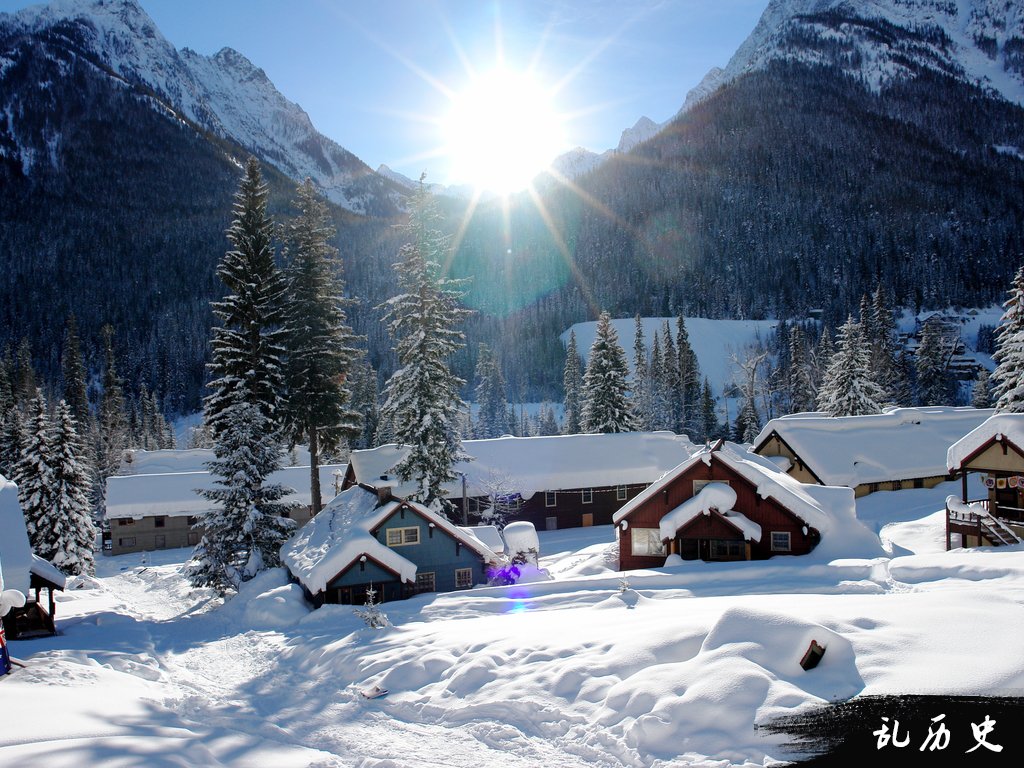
<box><xmin>1</xmin><ymin>0</ymin><xmax>769</xmax><ymax>185</ymax></box>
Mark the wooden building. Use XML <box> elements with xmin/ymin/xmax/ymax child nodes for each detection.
<box><xmin>342</xmin><ymin>432</ymin><xmax>696</xmax><ymax>531</ymax></box>
<box><xmin>752</xmin><ymin>407</ymin><xmax>994</xmax><ymax>497</ymax></box>
<box><xmin>0</xmin><ymin>476</ymin><xmax>67</xmax><ymax>638</ymax></box>
<box><xmin>945</xmin><ymin>413</ymin><xmax>1024</xmax><ymax>549</ymax></box>
<box><xmin>104</xmin><ymin>461</ymin><xmax>346</xmax><ymax>556</ymax></box>
<box><xmin>613</xmin><ymin>441</ymin><xmax>858</xmax><ymax>572</ymax></box>
<box><xmin>281</xmin><ymin>484</ymin><xmax>500</xmax><ymax>606</ymax></box>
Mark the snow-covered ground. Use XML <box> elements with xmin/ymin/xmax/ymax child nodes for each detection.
<box><xmin>4</xmin><ymin>479</ymin><xmax>1024</xmax><ymax>767</ymax></box>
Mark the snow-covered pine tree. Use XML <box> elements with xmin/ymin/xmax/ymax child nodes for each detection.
<box><xmin>0</xmin><ymin>407</ymin><xmax>23</xmax><ymax>480</ymax></box>
<box><xmin>991</xmin><ymin>265</ymin><xmax>1024</xmax><ymax>413</ymax></box>
<box><xmin>972</xmin><ymin>369</ymin><xmax>992</xmax><ymax>409</ymax></box>
<box><xmin>40</xmin><ymin>401</ymin><xmax>95</xmax><ymax>576</ymax></box>
<box><xmin>816</xmin><ymin>317</ymin><xmax>886</xmax><ymax>417</ymax></box>
<box><xmin>787</xmin><ymin>325</ymin><xmax>817</xmax><ymax>413</ymax></box>
<box><xmin>562</xmin><ymin>330</ymin><xmax>583</xmax><ymax>435</ymax></box>
<box><xmin>97</xmin><ymin>324</ymin><xmax>129</xmax><ymax>479</ymax></box>
<box><xmin>631</xmin><ymin>315</ymin><xmax>651</xmax><ymax>430</ymax></box>
<box><xmin>348</xmin><ymin>357</ymin><xmax>380</xmax><ymax>450</ymax></box>
<box><xmin>187</xmin><ymin>401</ymin><xmax>294</xmax><ymax>593</ymax></box>
<box><xmin>676</xmin><ymin>316</ymin><xmax>701</xmax><ymax>435</ymax></box>
<box><xmin>61</xmin><ymin>314</ymin><xmax>91</xmax><ymax>432</ymax></box>
<box><xmin>870</xmin><ymin>284</ymin><xmax>904</xmax><ymax>401</ymax></box>
<box><xmin>377</xmin><ymin>177</ymin><xmax>472</xmax><ymax>515</ymax></box>
<box><xmin>700</xmin><ymin>377</ymin><xmax>718</xmax><ymax>442</ymax></box>
<box><xmin>915</xmin><ymin>318</ymin><xmax>956</xmax><ymax>406</ymax></box>
<box><xmin>536</xmin><ymin>402</ymin><xmax>560</xmax><ymax>436</ymax></box>
<box><xmin>282</xmin><ymin>178</ymin><xmax>363</xmax><ymax>516</ymax></box>
<box><xmin>14</xmin><ymin>339</ymin><xmax>36</xmax><ymax>406</ymax></box>
<box><xmin>204</xmin><ymin>157</ymin><xmax>288</xmax><ymax>443</ymax></box>
<box><xmin>581</xmin><ymin>311</ymin><xmax>636</xmax><ymax>434</ymax></box>
<box><xmin>648</xmin><ymin>332</ymin><xmax>671</xmax><ymax>431</ymax></box>
<box><xmin>473</xmin><ymin>343</ymin><xmax>509</xmax><ymax>438</ymax></box>
<box><xmin>659</xmin><ymin>321</ymin><xmax>681</xmax><ymax>432</ymax></box>
<box><xmin>16</xmin><ymin>391</ymin><xmax>53</xmax><ymax>555</ymax></box>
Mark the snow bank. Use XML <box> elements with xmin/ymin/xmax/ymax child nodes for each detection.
<box><xmin>503</xmin><ymin>521</ymin><xmax>540</xmax><ymax>558</ymax></box>
<box><xmin>0</xmin><ymin>475</ymin><xmax>33</xmax><ymax>594</ymax></box>
<box><xmin>234</xmin><ymin>569</ymin><xmax>311</xmax><ymax>629</ymax></box>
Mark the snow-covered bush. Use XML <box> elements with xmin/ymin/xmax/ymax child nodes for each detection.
<box><xmin>353</xmin><ymin>585</ymin><xmax>389</xmax><ymax>629</ymax></box>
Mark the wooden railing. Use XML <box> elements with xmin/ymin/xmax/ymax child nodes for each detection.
<box><xmin>946</xmin><ymin>498</ymin><xmax>1024</xmax><ymax>547</ymax></box>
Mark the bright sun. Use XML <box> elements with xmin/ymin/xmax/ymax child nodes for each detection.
<box><xmin>443</xmin><ymin>69</ymin><xmax>566</xmax><ymax>195</ymax></box>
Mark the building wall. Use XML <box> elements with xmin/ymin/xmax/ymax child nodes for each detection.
<box><xmin>755</xmin><ymin>434</ymin><xmax>820</xmax><ymax>485</ymax></box>
<box><xmin>851</xmin><ymin>474</ymin><xmax>948</xmax><ymax>498</ymax></box>
<box><xmin>106</xmin><ymin>505</ymin><xmax>315</xmax><ymax>556</ymax></box>
<box><xmin>618</xmin><ymin>457</ymin><xmax>818</xmax><ymax>571</ymax></box>
<box><xmin>512</xmin><ymin>483</ymin><xmax>650</xmax><ymax>531</ymax></box>
<box><xmin>962</xmin><ymin>442</ymin><xmax>1024</xmax><ymax>474</ymax></box>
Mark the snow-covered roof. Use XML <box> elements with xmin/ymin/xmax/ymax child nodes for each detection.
<box><xmin>614</xmin><ymin>443</ymin><xmax>878</xmax><ymax>559</ymax></box>
<box><xmin>753</xmin><ymin>407</ymin><xmax>995</xmax><ymax>487</ymax></box>
<box><xmin>947</xmin><ymin>413</ymin><xmax>1024</xmax><ymax>471</ymax></box>
<box><xmin>281</xmin><ymin>485</ymin><xmax>500</xmax><ymax>596</ymax></box>
<box><xmin>658</xmin><ymin>483</ymin><xmax>761</xmax><ymax>542</ymax></box>
<box><xmin>349</xmin><ymin>432</ymin><xmax>697</xmax><ymax>499</ymax></box>
<box><xmin>458</xmin><ymin>525</ymin><xmax>505</xmax><ymax>555</ymax></box>
<box><xmin>105</xmin><ymin>464</ymin><xmax>347</xmax><ymax>519</ymax></box>
<box><xmin>0</xmin><ymin>475</ymin><xmax>66</xmax><ymax>593</ymax></box>
<box><xmin>117</xmin><ymin>446</ymin><xmax>319</xmax><ymax>475</ymax></box>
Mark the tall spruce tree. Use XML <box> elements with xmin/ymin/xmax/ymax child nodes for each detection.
<box><xmin>187</xmin><ymin>402</ymin><xmax>294</xmax><ymax>593</ymax></box>
<box><xmin>787</xmin><ymin>325</ymin><xmax>817</xmax><ymax>413</ymax></box>
<box><xmin>473</xmin><ymin>343</ymin><xmax>509</xmax><ymax>438</ymax></box>
<box><xmin>97</xmin><ymin>324</ymin><xmax>129</xmax><ymax>480</ymax></box>
<box><xmin>282</xmin><ymin>179</ymin><xmax>363</xmax><ymax>516</ymax></box>
<box><xmin>61</xmin><ymin>314</ymin><xmax>91</xmax><ymax>431</ymax></box>
<box><xmin>631</xmin><ymin>315</ymin><xmax>651</xmax><ymax>430</ymax></box>
<box><xmin>816</xmin><ymin>317</ymin><xmax>886</xmax><ymax>416</ymax></box>
<box><xmin>648</xmin><ymin>332</ymin><xmax>671</xmax><ymax>431</ymax></box>
<box><xmin>972</xmin><ymin>369</ymin><xmax>992</xmax><ymax>409</ymax></box>
<box><xmin>0</xmin><ymin>407</ymin><xmax>24</xmax><ymax>480</ymax></box>
<box><xmin>43</xmin><ymin>401</ymin><xmax>95</xmax><ymax>575</ymax></box>
<box><xmin>581</xmin><ymin>311</ymin><xmax>635</xmax><ymax>434</ymax></box>
<box><xmin>915</xmin><ymin>318</ymin><xmax>956</xmax><ymax>406</ymax></box>
<box><xmin>676</xmin><ymin>316</ymin><xmax>701</xmax><ymax>434</ymax></box>
<box><xmin>991</xmin><ymin>265</ymin><xmax>1024</xmax><ymax>413</ymax></box>
<box><xmin>700</xmin><ymin>377</ymin><xmax>718</xmax><ymax>443</ymax></box>
<box><xmin>377</xmin><ymin>177</ymin><xmax>472</xmax><ymax>515</ymax></box>
<box><xmin>348</xmin><ymin>357</ymin><xmax>380</xmax><ymax>450</ymax></box>
<box><xmin>659</xmin><ymin>321</ymin><xmax>681</xmax><ymax>432</ymax></box>
<box><xmin>562</xmin><ymin>330</ymin><xmax>583</xmax><ymax>435</ymax></box>
<box><xmin>16</xmin><ymin>391</ymin><xmax>53</xmax><ymax>555</ymax></box>
<box><xmin>204</xmin><ymin>157</ymin><xmax>288</xmax><ymax>442</ymax></box>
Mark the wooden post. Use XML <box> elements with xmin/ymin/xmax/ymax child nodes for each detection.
<box><xmin>962</xmin><ymin>471</ymin><xmax>968</xmax><ymax>502</ymax></box>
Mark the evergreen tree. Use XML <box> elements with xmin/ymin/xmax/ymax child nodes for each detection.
<box><xmin>562</xmin><ymin>330</ymin><xmax>583</xmax><ymax>435</ymax></box>
<box><xmin>787</xmin><ymin>325</ymin><xmax>817</xmax><ymax>413</ymax></box>
<box><xmin>61</xmin><ymin>314</ymin><xmax>91</xmax><ymax>431</ymax></box>
<box><xmin>581</xmin><ymin>311</ymin><xmax>635</xmax><ymax>433</ymax></box>
<box><xmin>377</xmin><ymin>178</ymin><xmax>472</xmax><ymax>515</ymax></box>
<box><xmin>631</xmin><ymin>315</ymin><xmax>651</xmax><ymax>430</ymax></box>
<box><xmin>870</xmin><ymin>284</ymin><xmax>903</xmax><ymax>400</ymax></box>
<box><xmin>0</xmin><ymin>408</ymin><xmax>24</xmax><ymax>480</ymax></box>
<box><xmin>187</xmin><ymin>402</ymin><xmax>294</xmax><ymax>593</ymax></box>
<box><xmin>648</xmin><ymin>332</ymin><xmax>671</xmax><ymax>431</ymax></box>
<box><xmin>536</xmin><ymin>402</ymin><xmax>560</xmax><ymax>436</ymax></box>
<box><xmin>204</xmin><ymin>157</ymin><xmax>288</xmax><ymax>442</ymax></box>
<box><xmin>97</xmin><ymin>325</ymin><xmax>129</xmax><ymax>481</ymax></box>
<box><xmin>735</xmin><ymin>396</ymin><xmax>761</xmax><ymax>445</ymax></box>
<box><xmin>991</xmin><ymin>266</ymin><xmax>1024</xmax><ymax>413</ymax></box>
<box><xmin>676</xmin><ymin>316</ymin><xmax>701</xmax><ymax>435</ymax></box>
<box><xmin>816</xmin><ymin>317</ymin><xmax>886</xmax><ymax>416</ymax></box>
<box><xmin>972</xmin><ymin>369</ymin><xmax>992</xmax><ymax>409</ymax></box>
<box><xmin>41</xmin><ymin>401</ymin><xmax>95</xmax><ymax>575</ymax></box>
<box><xmin>915</xmin><ymin>318</ymin><xmax>956</xmax><ymax>406</ymax></box>
<box><xmin>659</xmin><ymin>321</ymin><xmax>681</xmax><ymax>431</ymax></box>
<box><xmin>282</xmin><ymin>178</ymin><xmax>363</xmax><ymax>516</ymax></box>
<box><xmin>700</xmin><ymin>377</ymin><xmax>718</xmax><ymax>443</ymax></box>
<box><xmin>348</xmin><ymin>357</ymin><xmax>380</xmax><ymax>450</ymax></box>
<box><xmin>16</xmin><ymin>391</ymin><xmax>53</xmax><ymax>555</ymax></box>
<box><xmin>473</xmin><ymin>343</ymin><xmax>509</xmax><ymax>438</ymax></box>
<box><xmin>14</xmin><ymin>338</ymin><xmax>36</xmax><ymax>406</ymax></box>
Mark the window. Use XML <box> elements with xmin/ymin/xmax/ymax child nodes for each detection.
<box><xmin>118</xmin><ymin>537</ymin><xmax>136</xmax><ymax>547</ymax></box>
<box><xmin>616</xmin><ymin>485</ymin><xmax>627</xmax><ymax>501</ymax></box>
<box><xmin>771</xmin><ymin>531</ymin><xmax>791</xmax><ymax>552</ymax></box>
<box><xmin>118</xmin><ymin>518</ymin><xmax>134</xmax><ymax>526</ymax></box>
<box><xmin>582</xmin><ymin>488</ymin><xmax>593</xmax><ymax>504</ymax></box>
<box><xmin>154</xmin><ymin>516</ymin><xmax>166</xmax><ymax>528</ymax></box>
<box><xmin>545</xmin><ymin>491</ymin><xmax>557</xmax><ymax>507</ymax></box>
<box><xmin>186</xmin><ymin>516</ymin><xmax>199</xmax><ymax>526</ymax></box>
<box><xmin>711</xmin><ymin>539</ymin><xmax>744</xmax><ymax>559</ymax></box>
<box><xmin>455</xmin><ymin>568</ymin><xmax>473</xmax><ymax>589</ymax></box>
<box><xmin>631</xmin><ymin>528</ymin><xmax>667</xmax><ymax>557</ymax></box>
<box><xmin>155</xmin><ymin>535</ymin><xmax>166</xmax><ymax>549</ymax></box>
<box><xmin>386</xmin><ymin>527</ymin><xmax>420</xmax><ymax>547</ymax></box>
<box><xmin>545</xmin><ymin>516</ymin><xmax>558</xmax><ymax>531</ymax></box>
<box><xmin>415</xmin><ymin>572</ymin><xmax>436</xmax><ymax>593</ymax></box>
<box><xmin>913</xmin><ymin>478</ymin><xmax>924</xmax><ymax>489</ymax></box>
<box><xmin>694</xmin><ymin>479</ymin><xmax>728</xmax><ymax>494</ymax></box>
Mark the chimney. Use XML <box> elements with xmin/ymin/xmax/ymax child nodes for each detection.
<box><xmin>376</xmin><ymin>485</ymin><xmax>393</xmax><ymax>505</ymax></box>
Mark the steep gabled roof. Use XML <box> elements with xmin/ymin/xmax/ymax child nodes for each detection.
<box><xmin>348</xmin><ymin>432</ymin><xmax>696</xmax><ymax>499</ymax></box>
<box><xmin>947</xmin><ymin>413</ymin><xmax>1024</xmax><ymax>472</ymax></box>
<box><xmin>280</xmin><ymin>485</ymin><xmax>499</xmax><ymax>597</ymax></box>
<box><xmin>614</xmin><ymin>442</ymin><xmax>879</xmax><ymax>559</ymax></box>
<box><xmin>753</xmin><ymin>407</ymin><xmax>994</xmax><ymax>487</ymax></box>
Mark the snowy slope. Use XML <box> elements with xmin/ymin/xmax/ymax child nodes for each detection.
<box><xmin>683</xmin><ymin>0</ymin><xmax>1024</xmax><ymax>113</ymax></box>
<box><xmin>1</xmin><ymin>0</ymin><xmax>401</xmax><ymax>213</ymax></box>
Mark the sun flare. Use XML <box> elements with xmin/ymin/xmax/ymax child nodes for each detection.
<box><xmin>443</xmin><ymin>69</ymin><xmax>567</xmax><ymax>195</ymax></box>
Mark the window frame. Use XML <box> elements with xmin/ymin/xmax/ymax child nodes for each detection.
<box><xmin>771</xmin><ymin>531</ymin><xmax>791</xmax><ymax>552</ymax></box>
<box><xmin>616</xmin><ymin>485</ymin><xmax>627</xmax><ymax>501</ymax></box>
<box><xmin>415</xmin><ymin>571</ymin><xmax>436</xmax><ymax>593</ymax></box>
<box><xmin>545</xmin><ymin>491</ymin><xmax>557</xmax><ymax>507</ymax></box>
<box><xmin>455</xmin><ymin>568</ymin><xmax>473</xmax><ymax>589</ymax></box>
<box><xmin>386</xmin><ymin>526</ymin><xmax>421</xmax><ymax>547</ymax></box>
<box><xmin>693</xmin><ymin>479</ymin><xmax>729</xmax><ymax>494</ymax></box>
<box><xmin>630</xmin><ymin>528</ymin><xmax>667</xmax><ymax>557</ymax></box>
<box><xmin>582</xmin><ymin>488</ymin><xmax>593</xmax><ymax>504</ymax></box>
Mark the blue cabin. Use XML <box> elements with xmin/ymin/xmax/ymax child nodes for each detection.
<box><xmin>281</xmin><ymin>484</ymin><xmax>500</xmax><ymax>606</ymax></box>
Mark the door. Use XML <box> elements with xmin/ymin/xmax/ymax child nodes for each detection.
<box><xmin>581</xmin><ymin>513</ymin><xmax>593</xmax><ymax>527</ymax></box>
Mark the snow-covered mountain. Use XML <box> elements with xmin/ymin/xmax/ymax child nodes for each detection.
<box><xmin>0</xmin><ymin>0</ymin><xmax>402</xmax><ymax>214</ymax></box>
<box><xmin>547</xmin><ymin>115</ymin><xmax>668</xmax><ymax>182</ymax></box>
<box><xmin>683</xmin><ymin>0</ymin><xmax>1024</xmax><ymax>112</ymax></box>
